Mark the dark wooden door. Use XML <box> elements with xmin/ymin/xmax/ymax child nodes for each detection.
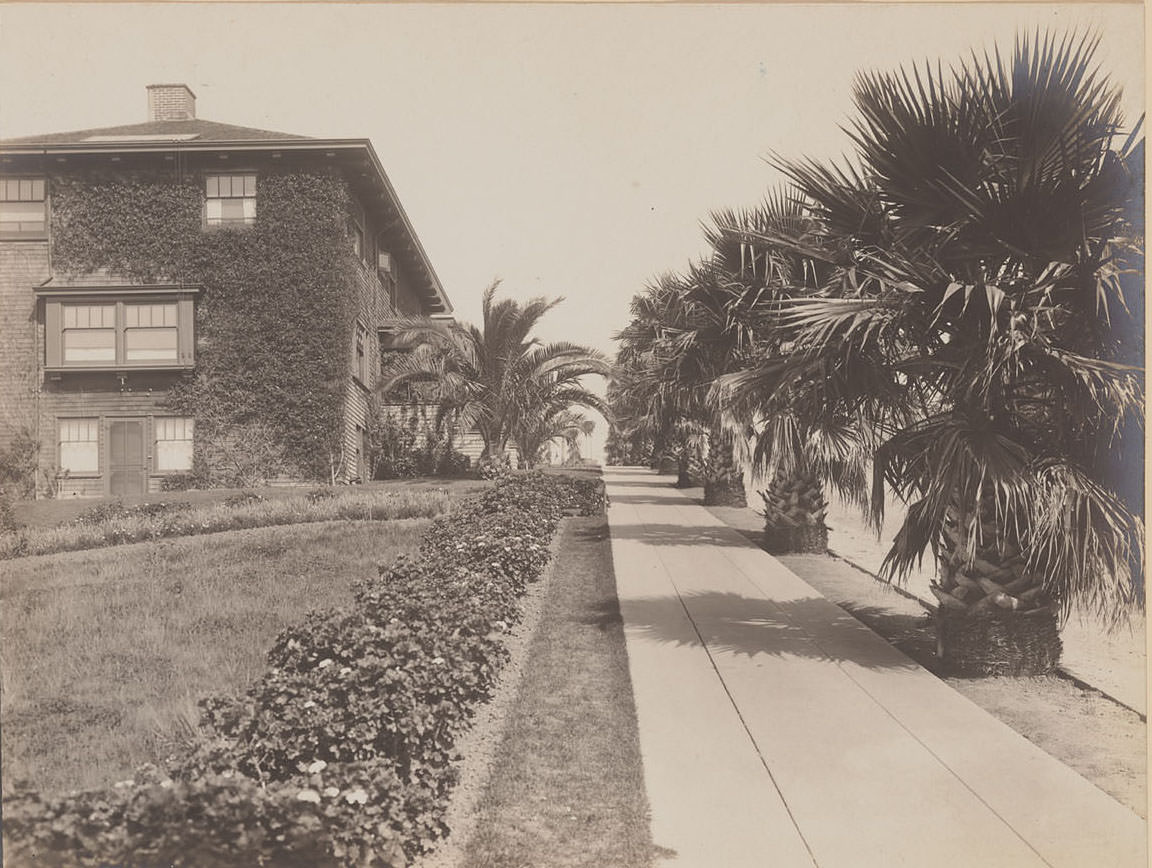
<box><xmin>108</xmin><ymin>420</ymin><xmax>146</xmax><ymax>496</ymax></box>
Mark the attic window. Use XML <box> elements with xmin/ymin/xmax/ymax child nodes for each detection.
<box><xmin>205</xmin><ymin>173</ymin><xmax>256</xmax><ymax>227</ymax></box>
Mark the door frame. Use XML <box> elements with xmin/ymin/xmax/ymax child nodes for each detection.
<box><xmin>105</xmin><ymin>416</ymin><xmax>149</xmax><ymax>497</ymax></box>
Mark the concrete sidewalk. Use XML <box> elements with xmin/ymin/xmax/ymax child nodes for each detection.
<box><xmin>606</xmin><ymin>467</ymin><xmax>1146</xmax><ymax>868</ymax></box>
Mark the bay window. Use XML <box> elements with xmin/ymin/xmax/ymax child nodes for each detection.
<box><xmin>43</xmin><ymin>294</ymin><xmax>195</xmax><ymax>370</ymax></box>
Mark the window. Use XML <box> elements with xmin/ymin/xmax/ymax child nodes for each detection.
<box><xmin>45</xmin><ymin>297</ymin><xmax>194</xmax><ymax>369</ymax></box>
<box><xmin>62</xmin><ymin>304</ymin><xmax>116</xmax><ymax>362</ymax></box>
<box><xmin>59</xmin><ymin>418</ymin><xmax>99</xmax><ymax>474</ymax></box>
<box><xmin>378</xmin><ymin>252</ymin><xmax>398</xmax><ymax>312</ymax></box>
<box><xmin>205</xmin><ymin>174</ymin><xmax>256</xmax><ymax>226</ymax></box>
<box><xmin>155</xmin><ymin>417</ymin><xmax>194</xmax><ymax>472</ymax></box>
<box><xmin>350</xmin><ymin>222</ymin><xmax>364</xmax><ymax>260</ymax></box>
<box><xmin>355</xmin><ymin>323</ymin><xmax>369</xmax><ymax>384</ymax></box>
<box><xmin>0</xmin><ymin>177</ymin><xmax>47</xmax><ymax>239</ymax></box>
<box><xmin>125</xmin><ymin>303</ymin><xmax>179</xmax><ymax>362</ymax></box>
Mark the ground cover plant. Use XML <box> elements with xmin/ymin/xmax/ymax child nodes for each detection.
<box><xmin>0</xmin><ymin>483</ymin><xmax>478</xmax><ymax>560</ymax></box>
<box><xmin>2</xmin><ymin>472</ymin><xmax>607</xmax><ymax>867</ymax></box>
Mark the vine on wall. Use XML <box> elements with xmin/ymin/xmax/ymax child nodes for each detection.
<box><xmin>51</xmin><ymin>171</ymin><xmax>360</xmax><ymax>483</ymax></box>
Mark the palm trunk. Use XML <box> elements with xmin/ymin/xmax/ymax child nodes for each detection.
<box><xmin>702</xmin><ymin>429</ymin><xmax>746</xmax><ymax>507</ymax></box>
<box><xmin>676</xmin><ymin>453</ymin><xmax>694</xmax><ymax>488</ymax></box>
<box><xmin>930</xmin><ymin>499</ymin><xmax>1061</xmax><ymax>676</ymax></box>
<box><xmin>759</xmin><ymin>468</ymin><xmax>827</xmax><ymax>553</ymax></box>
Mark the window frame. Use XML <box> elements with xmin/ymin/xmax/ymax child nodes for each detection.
<box><xmin>378</xmin><ymin>252</ymin><xmax>399</xmax><ymax>314</ymax></box>
<box><xmin>153</xmin><ymin>416</ymin><xmax>195</xmax><ymax>474</ymax></box>
<box><xmin>0</xmin><ymin>176</ymin><xmax>48</xmax><ymax>241</ymax></box>
<box><xmin>40</xmin><ymin>288</ymin><xmax>198</xmax><ymax>372</ymax></box>
<box><xmin>204</xmin><ymin>172</ymin><xmax>257</xmax><ymax>229</ymax></box>
<box><xmin>354</xmin><ymin>321</ymin><xmax>370</xmax><ymax>386</ymax></box>
<box><xmin>58</xmin><ymin>417</ymin><xmax>100</xmax><ymax>477</ymax></box>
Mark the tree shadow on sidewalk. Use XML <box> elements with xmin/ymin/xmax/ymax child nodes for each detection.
<box><xmin>608</xmin><ymin>492</ymin><xmax>692</xmax><ymax>505</ymax></box>
<box><xmin>607</xmin><ymin>522</ymin><xmax>753</xmax><ymax>547</ymax></box>
<box><xmin>612</xmin><ymin>591</ymin><xmax>921</xmax><ymax>671</ymax></box>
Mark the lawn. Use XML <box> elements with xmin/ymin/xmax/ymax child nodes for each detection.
<box><xmin>0</xmin><ymin>518</ymin><xmax>430</xmax><ymax>796</ymax></box>
<box><xmin>459</xmin><ymin>513</ymin><xmax>655</xmax><ymax>868</ymax></box>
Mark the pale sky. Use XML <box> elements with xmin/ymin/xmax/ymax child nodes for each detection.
<box><xmin>1</xmin><ymin>3</ymin><xmax>1144</xmax><ymax>459</ymax></box>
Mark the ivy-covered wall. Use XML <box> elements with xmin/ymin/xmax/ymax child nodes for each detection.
<box><xmin>50</xmin><ymin>170</ymin><xmax>361</xmax><ymax>482</ymax></box>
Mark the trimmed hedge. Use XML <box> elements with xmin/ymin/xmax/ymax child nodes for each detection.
<box><xmin>2</xmin><ymin>472</ymin><xmax>606</xmax><ymax>867</ymax></box>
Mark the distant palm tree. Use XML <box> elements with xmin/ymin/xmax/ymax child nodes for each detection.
<box><xmin>729</xmin><ymin>31</ymin><xmax>1144</xmax><ymax>673</ymax></box>
<box><xmin>709</xmin><ymin>192</ymin><xmax>877</xmax><ymax>548</ymax></box>
<box><xmin>557</xmin><ymin>415</ymin><xmax>597</xmax><ymax>466</ymax></box>
<box><xmin>512</xmin><ymin>380</ymin><xmax>608</xmax><ymax>469</ymax></box>
<box><xmin>612</xmin><ymin>278</ymin><xmax>709</xmax><ymax>487</ymax></box>
<box><xmin>379</xmin><ymin>282</ymin><xmax>609</xmax><ymax>463</ymax></box>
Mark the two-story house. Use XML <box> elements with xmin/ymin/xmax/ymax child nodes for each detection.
<box><xmin>0</xmin><ymin>84</ymin><xmax>452</xmax><ymax>497</ymax></box>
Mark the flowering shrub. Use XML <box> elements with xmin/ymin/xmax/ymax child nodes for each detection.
<box><xmin>2</xmin><ymin>471</ymin><xmax>605</xmax><ymax>866</ymax></box>
<box><xmin>475</xmin><ymin>454</ymin><xmax>515</xmax><ymax>480</ymax></box>
<box><xmin>223</xmin><ymin>490</ymin><xmax>266</xmax><ymax>508</ymax></box>
<box><xmin>71</xmin><ymin>499</ymin><xmax>193</xmax><ymax>526</ymax></box>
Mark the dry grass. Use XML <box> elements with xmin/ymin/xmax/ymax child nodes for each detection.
<box><xmin>1</xmin><ymin>480</ymin><xmax>489</xmax><ymax>560</ymax></box>
<box><xmin>0</xmin><ymin>519</ymin><xmax>429</xmax><ymax>796</ymax></box>
<box><xmin>461</xmin><ymin>515</ymin><xmax>654</xmax><ymax>868</ymax></box>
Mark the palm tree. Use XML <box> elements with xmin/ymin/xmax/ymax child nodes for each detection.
<box><xmin>612</xmin><ymin>278</ymin><xmax>709</xmax><ymax>488</ymax></box>
<box><xmin>614</xmin><ymin>248</ymin><xmax>772</xmax><ymax>506</ymax></box>
<box><xmin>511</xmin><ymin>373</ymin><xmax>609</xmax><ymax>468</ymax></box>
<box><xmin>708</xmin><ymin>191</ymin><xmax>880</xmax><ymax>550</ymax></box>
<box><xmin>558</xmin><ymin>415</ymin><xmax>597</xmax><ymax>466</ymax></box>
<box><xmin>604</xmin><ymin>378</ymin><xmax>654</xmax><ymax>466</ymax></box>
<box><xmin>731</xmin><ymin>31</ymin><xmax>1144</xmax><ymax>674</ymax></box>
<box><xmin>379</xmin><ymin>282</ymin><xmax>609</xmax><ymax>465</ymax></box>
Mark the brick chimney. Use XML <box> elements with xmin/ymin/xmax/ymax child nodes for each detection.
<box><xmin>146</xmin><ymin>84</ymin><xmax>196</xmax><ymax>122</ymax></box>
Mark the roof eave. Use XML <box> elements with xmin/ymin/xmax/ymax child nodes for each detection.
<box><xmin>357</xmin><ymin>140</ymin><xmax>453</xmax><ymax>316</ymax></box>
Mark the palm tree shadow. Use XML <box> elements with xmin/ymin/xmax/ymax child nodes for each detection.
<box><xmin>608</xmin><ymin>492</ymin><xmax>692</xmax><ymax>505</ymax></box>
<box><xmin>608</xmin><ymin>522</ymin><xmax>753</xmax><ymax>547</ymax></box>
<box><xmin>616</xmin><ymin>591</ymin><xmax>922</xmax><ymax>671</ymax></box>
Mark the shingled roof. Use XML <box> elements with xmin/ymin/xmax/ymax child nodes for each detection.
<box><xmin>0</xmin><ymin>118</ymin><xmax>310</xmax><ymax>146</ymax></box>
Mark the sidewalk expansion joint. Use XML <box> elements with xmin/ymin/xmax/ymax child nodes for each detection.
<box><xmin>717</xmin><ymin>542</ymin><xmax>1056</xmax><ymax>868</ymax></box>
<box><xmin>647</xmin><ymin>528</ymin><xmax>820</xmax><ymax>868</ymax></box>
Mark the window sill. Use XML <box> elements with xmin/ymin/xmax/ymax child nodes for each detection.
<box><xmin>45</xmin><ymin>363</ymin><xmax>195</xmax><ymax>374</ymax></box>
<box><xmin>0</xmin><ymin>232</ymin><xmax>49</xmax><ymax>242</ymax></box>
<box><xmin>202</xmin><ymin>223</ymin><xmax>255</xmax><ymax>232</ymax></box>
<box><xmin>56</xmin><ymin>473</ymin><xmax>100</xmax><ymax>480</ymax></box>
